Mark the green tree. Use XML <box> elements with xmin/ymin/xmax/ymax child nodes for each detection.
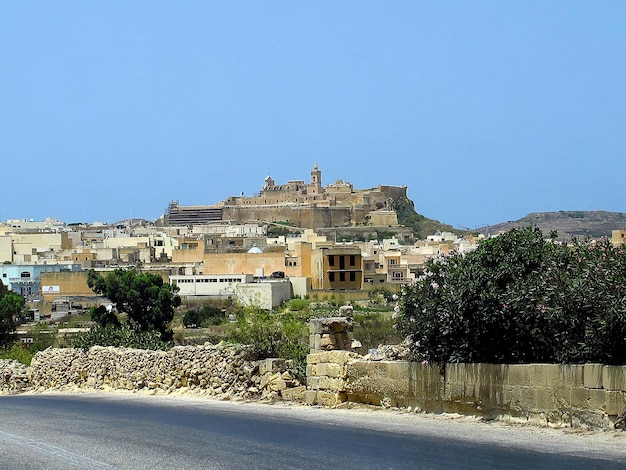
<box><xmin>183</xmin><ymin>305</ymin><xmax>224</xmax><ymax>328</ymax></box>
<box><xmin>87</xmin><ymin>268</ymin><xmax>181</xmax><ymax>340</ymax></box>
<box><xmin>90</xmin><ymin>305</ymin><xmax>121</xmax><ymax>328</ymax></box>
<box><xmin>0</xmin><ymin>288</ymin><xmax>24</xmax><ymax>348</ymax></box>
<box><xmin>396</xmin><ymin>228</ymin><xmax>626</xmax><ymax>366</ymax></box>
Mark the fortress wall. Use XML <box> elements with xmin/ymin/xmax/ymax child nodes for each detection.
<box><xmin>221</xmin><ymin>206</ymin><xmax>354</xmax><ymax>229</ymax></box>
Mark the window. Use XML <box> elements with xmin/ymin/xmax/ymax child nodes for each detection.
<box><xmin>349</xmin><ymin>272</ymin><xmax>356</xmax><ymax>282</ymax></box>
<box><xmin>392</xmin><ymin>271</ymin><xmax>403</xmax><ymax>280</ymax></box>
<box><xmin>349</xmin><ymin>255</ymin><xmax>355</xmax><ymax>266</ymax></box>
<box><xmin>339</xmin><ymin>272</ymin><xmax>345</xmax><ymax>282</ymax></box>
<box><xmin>328</xmin><ymin>255</ymin><xmax>335</xmax><ymax>267</ymax></box>
<box><xmin>329</xmin><ymin>272</ymin><xmax>335</xmax><ymax>282</ymax></box>
<box><xmin>365</xmin><ymin>263</ymin><xmax>371</xmax><ymax>271</ymax></box>
<box><xmin>21</xmin><ymin>272</ymin><xmax>31</xmax><ymax>278</ymax></box>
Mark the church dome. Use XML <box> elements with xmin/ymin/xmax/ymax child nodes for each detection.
<box><xmin>247</xmin><ymin>243</ymin><xmax>263</xmax><ymax>254</ymax></box>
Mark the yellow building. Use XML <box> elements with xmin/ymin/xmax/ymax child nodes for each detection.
<box><xmin>611</xmin><ymin>230</ymin><xmax>626</xmax><ymax>247</ymax></box>
<box><xmin>312</xmin><ymin>245</ymin><xmax>363</xmax><ymax>290</ymax></box>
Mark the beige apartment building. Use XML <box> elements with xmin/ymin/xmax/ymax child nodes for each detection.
<box><xmin>612</xmin><ymin>229</ymin><xmax>626</xmax><ymax>246</ymax></box>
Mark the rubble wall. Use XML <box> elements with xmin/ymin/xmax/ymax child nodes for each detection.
<box><xmin>0</xmin><ymin>344</ymin><xmax>269</xmax><ymax>399</ymax></box>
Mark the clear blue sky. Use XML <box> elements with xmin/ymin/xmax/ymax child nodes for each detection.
<box><xmin>2</xmin><ymin>2</ymin><xmax>624</xmax><ymax>229</ymax></box>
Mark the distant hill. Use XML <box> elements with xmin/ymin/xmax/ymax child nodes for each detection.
<box><xmin>477</xmin><ymin>211</ymin><xmax>626</xmax><ymax>240</ymax></box>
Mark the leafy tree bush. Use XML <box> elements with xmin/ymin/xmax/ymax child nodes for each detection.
<box><xmin>396</xmin><ymin>228</ymin><xmax>626</xmax><ymax>366</ymax></box>
<box><xmin>87</xmin><ymin>268</ymin><xmax>181</xmax><ymax>341</ymax></box>
<box><xmin>90</xmin><ymin>305</ymin><xmax>121</xmax><ymax>328</ymax></box>
<box><xmin>0</xmin><ymin>343</ymin><xmax>35</xmax><ymax>365</ymax></box>
<box><xmin>227</xmin><ymin>306</ymin><xmax>308</xmax><ymax>378</ymax></box>
<box><xmin>0</xmin><ymin>285</ymin><xmax>24</xmax><ymax>348</ymax></box>
<box><xmin>183</xmin><ymin>305</ymin><xmax>224</xmax><ymax>328</ymax></box>
<box><xmin>0</xmin><ymin>323</ymin><xmax>56</xmax><ymax>365</ymax></box>
<box><xmin>352</xmin><ymin>311</ymin><xmax>402</xmax><ymax>352</ymax></box>
<box><xmin>72</xmin><ymin>323</ymin><xmax>171</xmax><ymax>351</ymax></box>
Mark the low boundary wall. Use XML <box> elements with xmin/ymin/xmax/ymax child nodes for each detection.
<box><xmin>343</xmin><ymin>361</ymin><xmax>626</xmax><ymax>428</ymax></box>
<box><xmin>305</xmin><ymin>317</ymin><xmax>626</xmax><ymax>429</ymax></box>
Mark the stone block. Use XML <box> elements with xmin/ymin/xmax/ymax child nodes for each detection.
<box><xmin>583</xmin><ymin>364</ymin><xmax>604</xmax><ymax>389</ymax></box>
<box><xmin>445</xmin><ymin>363</ymin><xmax>466</xmax><ymax>384</ymax></box>
<box><xmin>307</xmin><ymin>352</ymin><xmax>324</xmax><ymax>365</ymax></box>
<box><xmin>309</xmin><ymin>334</ymin><xmax>320</xmax><ymax>350</ymax></box>
<box><xmin>570</xmin><ymin>387</ymin><xmax>590</xmax><ymax>409</ymax></box>
<box><xmin>604</xmin><ymin>390</ymin><xmax>626</xmax><ymax>416</ymax></box>
<box><xmin>305</xmin><ymin>389</ymin><xmax>318</xmax><ymax>405</ymax></box>
<box><xmin>552</xmin><ymin>387</ymin><xmax>572</xmax><ymax>409</ymax></box>
<box><xmin>588</xmin><ymin>389</ymin><xmax>607</xmax><ymax>411</ymax></box>
<box><xmin>535</xmin><ymin>387</ymin><xmax>555</xmax><ymax>410</ymax></box>
<box><xmin>445</xmin><ymin>380</ymin><xmax>465</xmax><ymax>402</ymax></box>
<box><xmin>281</xmin><ymin>385</ymin><xmax>306</xmax><ymax>401</ymax></box>
<box><xmin>519</xmin><ymin>386</ymin><xmax>537</xmax><ymax>410</ymax></box>
<box><xmin>320</xmin><ymin>334</ymin><xmax>334</xmax><ymax>349</ymax></box>
<box><xmin>315</xmin><ymin>390</ymin><xmax>348</xmax><ymax>407</ymax></box>
<box><xmin>308</xmin><ymin>350</ymin><xmax>358</xmax><ymax>365</ymax></box>
<box><xmin>506</xmin><ymin>364</ymin><xmax>531</xmax><ymax>385</ymax></box>
<box><xmin>313</xmin><ymin>362</ymin><xmax>344</xmax><ymax>378</ymax></box>
<box><xmin>602</xmin><ymin>366</ymin><xmax>626</xmax><ymax>392</ymax></box>
<box><xmin>309</xmin><ymin>319</ymin><xmax>323</xmax><ymax>335</ymax></box>
<box><xmin>307</xmin><ymin>376</ymin><xmax>320</xmax><ymax>390</ymax></box>
<box><xmin>529</xmin><ymin>364</ymin><xmax>556</xmax><ymax>387</ymax></box>
<box><xmin>317</xmin><ymin>376</ymin><xmax>346</xmax><ymax>392</ymax></box>
<box><xmin>259</xmin><ymin>358</ymin><xmax>285</xmax><ymax>376</ymax></box>
<box><xmin>547</xmin><ymin>364</ymin><xmax>584</xmax><ymax>388</ymax></box>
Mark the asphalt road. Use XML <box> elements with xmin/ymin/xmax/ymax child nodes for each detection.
<box><xmin>1</xmin><ymin>393</ymin><xmax>625</xmax><ymax>469</ymax></box>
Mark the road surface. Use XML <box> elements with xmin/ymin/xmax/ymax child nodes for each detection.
<box><xmin>1</xmin><ymin>393</ymin><xmax>625</xmax><ymax>469</ymax></box>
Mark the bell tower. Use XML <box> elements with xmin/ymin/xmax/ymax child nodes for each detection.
<box><xmin>309</xmin><ymin>163</ymin><xmax>322</xmax><ymax>196</ymax></box>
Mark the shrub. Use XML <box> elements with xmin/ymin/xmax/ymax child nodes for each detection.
<box><xmin>285</xmin><ymin>298</ymin><xmax>309</xmax><ymax>312</ymax></box>
<box><xmin>183</xmin><ymin>305</ymin><xmax>224</xmax><ymax>328</ymax></box>
<box><xmin>0</xmin><ymin>343</ymin><xmax>35</xmax><ymax>366</ymax></box>
<box><xmin>72</xmin><ymin>324</ymin><xmax>171</xmax><ymax>351</ymax></box>
<box><xmin>396</xmin><ymin>228</ymin><xmax>626</xmax><ymax>366</ymax></box>
<box><xmin>226</xmin><ymin>306</ymin><xmax>308</xmax><ymax>378</ymax></box>
<box><xmin>352</xmin><ymin>311</ymin><xmax>402</xmax><ymax>351</ymax></box>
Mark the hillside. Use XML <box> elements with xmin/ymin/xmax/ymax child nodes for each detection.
<box><xmin>477</xmin><ymin>211</ymin><xmax>626</xmax><ymax>240</ymax></box>
<box><xmin>393</xmin><ymin>196</ymin><xmax>461</xmax><ymax>240</ymax></box>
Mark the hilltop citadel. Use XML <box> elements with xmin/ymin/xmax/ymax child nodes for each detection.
<box><xmin>1</xmin><ymin>164</ymin><xmax>625</xmax><ymax>315</ymax></box>
<box><xmin>166</xmin><ymin>163</ymin><xmax>406</xmax><ymax>229</ymax></box>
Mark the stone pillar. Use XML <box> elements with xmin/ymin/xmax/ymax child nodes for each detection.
<box><xmin>306</xmin><ymin>317</ymin><xmax>360</xmax><ymax>406</ymax></box>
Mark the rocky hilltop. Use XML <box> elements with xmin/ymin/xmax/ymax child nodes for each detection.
<box><xmin>478</xmin><ymin>210</ymin><xmax>626</xmax><ymax>240</ymax></box>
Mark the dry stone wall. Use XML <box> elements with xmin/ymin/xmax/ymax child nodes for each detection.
<box><xmin>0</xmin><ymin>359</ymin><xmax>30</xmax><ymax>394</ymax></box>
<box><xmin>0</xmin><ymin>344</ymin><xmax>301</xmax><ymax>401</ymax></box>
<box><xmin>28</xmin><ymin>344</ymin><xmax>263</xmax><ymax>398</ymax></box>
